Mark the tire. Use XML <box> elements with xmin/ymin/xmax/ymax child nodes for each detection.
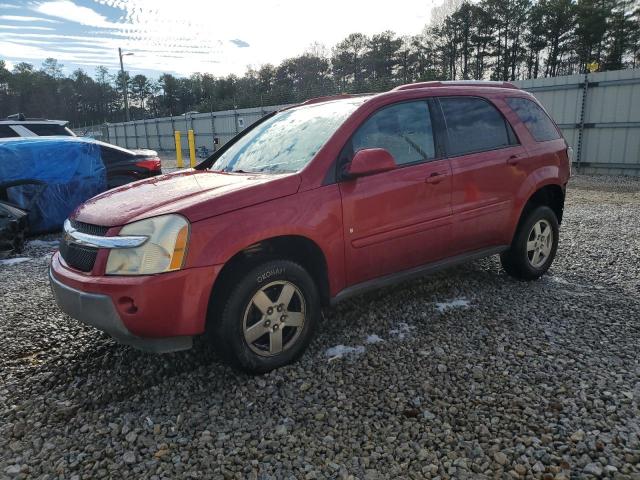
<box><xmin>500</xmin><ymin>205</ymin><xmax>559</xmax><ymax>280</ymax></box>
<box><xmin>211</xmin><ymin>259</ymin><xmax>320</xmax><ymax>374</ymax></box>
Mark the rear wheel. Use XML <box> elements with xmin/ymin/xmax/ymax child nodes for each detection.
<box><xmin>501</xmin><ymin>206</ymin><xmax>559</xmax><ymax>280</ymax></box>
<box><xmin>211</xmin><ymin>259</ymin><xmax>319</xmax><ymax>373</ymax></box>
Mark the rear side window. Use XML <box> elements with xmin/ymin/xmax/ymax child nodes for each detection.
<box><xmin>0</xmin><ymin>125</ymin><xmax>20</xmax><ymax>138</ymax></box>
<box><xmin>440</xmin><ymin>97</ymin><xmax>513</xmax><ymax>156</ymax></box>
<box><xmin>506</xmin><ymin>97</ymin><xmax>560</xmax><ymax>142</ymax></box>
<box><xmin>352</xmin><ymin>101</ymin><xmax>436</xmax><ymax>166</ymax></box>
<box><xmin>100</xmin><ymin>146</ymin><xmax>132</xmax><ymax>164</ymax></box>
<box><xmin>25</xmin><ymin>124</ymin><xmax>72</xmax><ymax>136</ymax></box>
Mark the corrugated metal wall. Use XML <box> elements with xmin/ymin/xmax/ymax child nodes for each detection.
<box><xmin>515</xmin><ymin>69</ymin><xmax>640</xmax><ymax>175</ymax></box>
<box><xmin>100</xmin><ymin>104</ymin><xmax>290</xmax><ymax>156</ymax></box>
<box><xmin>86</xmin><ymin>68</ymin><xmax>640</xmax><ymax>175</ymax></box>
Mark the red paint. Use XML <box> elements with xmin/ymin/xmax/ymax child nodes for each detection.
<box><xmin>339</xmin><ymin>158</ymin><xmax>452</xmax><ymax>284</ymax></box>
<box><xmin>347</xmin><ymin>148</ymin><xmax>397</xmax><ymax>177</ymax></box>
<box><xmin>51</xmin><ymin>83</ymin><xmax>570</xmax><ymax>341</ymax></box>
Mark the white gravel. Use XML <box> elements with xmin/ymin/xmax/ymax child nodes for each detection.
<box><xmin>0</xmin><ymin>258</ymin><xmax>31</xmax><ymax>266</ymax></box>
<box><xmin>1</xmin><ymin>174</ymin><xmax>640</xmax><ymax>479</ymax></box>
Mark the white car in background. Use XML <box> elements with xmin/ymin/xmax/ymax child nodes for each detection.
<box><xmin>0</xmin><ymin>113</ymin><xmax>76</xmax><ymax>138</ymax></box>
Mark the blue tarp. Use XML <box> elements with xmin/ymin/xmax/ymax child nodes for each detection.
<box><xmin>0</xmin><ymin>137</ymin><xmax>107</xmax><ymax>233</ymax></box>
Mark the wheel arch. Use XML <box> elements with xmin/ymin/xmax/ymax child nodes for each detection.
<box><xmin>514</xmin><ymin>183</ymin><xmax>565</xmax><ymax>238</ymax></box>
<box><xmin>205</xmin><ymin>234</ymin><xmax>331</xmax><ymax>329</ymax></box>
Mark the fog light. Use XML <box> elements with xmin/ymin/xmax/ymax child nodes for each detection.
<box><xmin>118</xmin><ymin>296</ymin><xmax>138</xmax><ymax>314</ymax></box>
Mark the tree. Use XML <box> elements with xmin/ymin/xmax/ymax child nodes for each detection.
<box><xmin>574</xmin><ymin>0</ymin><xmax>613</xmax><ymax>71</ymax></box>
<box><xmin>363</xmin><ymin>31</ymin><xmax>402</xmax><ymax>86</ymax></box>
<box><xmin>130</xmin><ymin>74</ymin><xmax>151</xmax><ymax>113</ymax></box>
<box><xmin>2</xmin><ymin>4</ymin><xmax>639</xmax><ymax>127</ymax></box>
<box><xmin>541</xmin><ymin>0</ymin><xmax>577</xmax><ymax>76</ymax></box>
<box><xmin>332</xmin><ymin>33</ymin><xmax>369</xmax><ymax>89</ymax></box>
<box><xmin>603</xmin><ymin>0</ymin><xmax>638</xmax><ymax>69</ymax></box>
<box><xmin>524</xmin><ymin>1</ymin><xmax>549</xmax><ymax>78</ymax></box>
<box><xmin>41</xmin><ymin>58</ymin><xmax>63</xmax><ymax>79</ymax></box>
<box><xmin>158</xmin><ymin>73</ymin><xmax>179</xmax><ymax>115</ymax></box>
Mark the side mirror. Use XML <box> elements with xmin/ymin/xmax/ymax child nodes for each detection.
<box><xmin>346</xmin><ymin>148</ymin><xmax>397</xmax><ymax>178</ymax></box>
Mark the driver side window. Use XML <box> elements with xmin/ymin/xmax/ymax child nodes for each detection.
<box><xmin>352</xmin><ymin>101</ymin><xmax>435</xmax><ymax>166</ymax></box>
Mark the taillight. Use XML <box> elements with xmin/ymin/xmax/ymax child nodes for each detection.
<box><xmin>135</xmin><ymin>157</ymin><xmax>161</xmax><ymax>171</ymax></box>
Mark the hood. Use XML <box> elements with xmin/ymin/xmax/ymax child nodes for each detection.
<box><xmin>73</xmin><ymin>169</ymin><xmax>301</xmax><ymax>227</ymax></box>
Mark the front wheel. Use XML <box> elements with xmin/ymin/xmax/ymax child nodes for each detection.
<box><xmin>211</xmin><ymin>259</ymin><xmax>320</xmax><ymax>374</ymax></box>
<box><xmin>500</xmin><ymin>205</ymin><xmax>559</xmax><ymax>280</ymax></box>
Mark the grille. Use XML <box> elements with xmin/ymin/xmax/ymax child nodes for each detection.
<box><xmin>69</xmin><ymin>219</ymin><xmax>109</xmax><ymax>236</ymax></box>
<box><xmin>60</xmin><ymin>220</ymin><xmax>108</xmax><ymax>272</ymax></box>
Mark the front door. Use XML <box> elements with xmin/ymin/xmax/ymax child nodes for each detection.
<box><xmin>338</xmin><ymin>100</ymin><xmax>452</xmax><ymax>286</ymax></box>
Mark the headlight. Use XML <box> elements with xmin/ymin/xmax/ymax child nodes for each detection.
<box><xmin>106</xmin><ymin>214</ymin><xmax>190</xmax><ymax>275</ymax></box>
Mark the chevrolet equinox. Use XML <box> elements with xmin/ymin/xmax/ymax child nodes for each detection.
<box><xmin>50</xmin><ymin>81</ymin><xmax>570</xmax><ymax>373</ymax></box>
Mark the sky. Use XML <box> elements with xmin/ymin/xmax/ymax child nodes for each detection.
<box><xmin>0</xmin><ymin>0</ymin><xmax>435</xmax><ymax>79</ymax></box>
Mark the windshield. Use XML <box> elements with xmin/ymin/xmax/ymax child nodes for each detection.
<box><xmin>212</xmin><ymin>97</ymin><xmax>369</xmax><ymax>174</ymax></box>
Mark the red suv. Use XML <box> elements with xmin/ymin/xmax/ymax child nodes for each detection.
<box><xmin>50</xmin><ymin>81</ymin><xmax>570</xmax><ymax>373</ymax></box>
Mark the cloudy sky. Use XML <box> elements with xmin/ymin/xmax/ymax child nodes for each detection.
<box><xmin>1</xmin><ymin>0</ymin><xmax>434</xmax><ymax>78</ymax></box>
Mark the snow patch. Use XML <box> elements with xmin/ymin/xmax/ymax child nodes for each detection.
<box><xmin>549</xmin><ymin>275</ymin><xmax>570</xmax><ymax>285</ymax></box>
<box><xmin>435</xmin><ymin>298</ymin><xmax>470</xmax><ymax>313</ymax></box>
<box><xmin>0</xmin><ymin>257</ymin><xmax>31</xmax><ymax>266</ymax></box>
<box><xmin>325</xmin><ymin>344</ymin><xmax>365</xmax><ymax>360</ymax></box>
<box><xmin>389</xmin><ymin>322</ymin><xmax>415</xmax><ymax>340</ymax></box>
<box><xmin>28</xmin><ymin>239</ymin><xmax>59</xmax><ymax>248</ymax></box>
<box><xmin>365</xmin><ymin>334</ymin><xmax>384</xmax><ymax>344</ymax></box>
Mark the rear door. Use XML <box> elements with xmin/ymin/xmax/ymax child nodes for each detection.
<box><xmin>438</xmin><ymin>96</ymin><xmax>525</xmax><ymax>253</ymax></box>
<box><xmin>339</xmin><ymin>100</ymin><xmax>452</xmax><ymax>286</ymax></box>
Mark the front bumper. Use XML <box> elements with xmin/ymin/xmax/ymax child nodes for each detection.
<box><xmin>49</xmin><ymin>252</ymin><xmax>221</xmax><ymax>353</ymax></box>
<box><xmin>49</xmin><ymin>268</ymin><xmax>191</xmax><ymax>353</ymax></box>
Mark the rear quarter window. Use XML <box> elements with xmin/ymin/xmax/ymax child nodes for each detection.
<box><xmin>0</xmin><ymin>125</ymin><xmax>20</xmax><ymax>138</ymax></box>
<box><xmin>439</xmin><ymin>96</ymin><xmax>515</xmax><ymax>157</ymax></box>
<box><xmin>25</xmin><ymin>124</ymin><xmax>73</xmax><ymax>136</ymax></box>
<box><xmin>100</xmin><ymin>146</ymin><xmax>133</xmax><ymax>164</ymax></box>
<box><xmin>506</xmin><ymin>97</ymin><xmax>560</xmax><ymax>142</ymax></box>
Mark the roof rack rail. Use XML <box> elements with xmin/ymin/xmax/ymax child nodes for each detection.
<box><xmin>297</xmin><ymin>93</ymin><xmax>359</xmax><ymax>106</ymax></box>
<box><xmin>6</xmin><ymin>113</ymin><xmax>26</xmax><ymax>121</ymax></box>
<box><xmin>393</xmin><ymin>80</ymin><xmax>518</xmax><ymax>91</ymax></box>
<box><xmin>279</xmin><ymin>93</ymin><xmax>372</xmax><ymax>111</ymax></box>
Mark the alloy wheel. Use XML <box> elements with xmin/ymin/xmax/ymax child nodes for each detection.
<box><xmin>526</xmin><ymin>219</ymin><xmax>553</xmax><ymax>268</ymax></box>
<box><xmin>242</xmin><ymin>280</ymin><xmax>306</xmax><ymax>356</ymax></box>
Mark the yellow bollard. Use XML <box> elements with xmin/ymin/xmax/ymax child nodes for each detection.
<box><xmin>188</xmin><ymin>129</ymin><xmax>196</xmax><ymax>168</ymax></box>
<box><xmin>174</xmin><ymin>131</ymin><xmax>183</xmax><ymax>168</ymax></box>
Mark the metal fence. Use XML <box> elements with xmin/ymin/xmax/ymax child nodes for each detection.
<box><xmin>78</xmin><ymin>68</ymin><xmax>640</xmax><ymax>175</ymax></box>
<box><xmin>514</xmin><ymin>68</ymin><xmax>640</xmax><ymax>175</ymax></box>
<box><xmin>78</xmin><ymin>104</ymin><xmax>291</xmax><ymax>158</ymax></box>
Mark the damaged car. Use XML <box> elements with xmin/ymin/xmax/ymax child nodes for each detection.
<box><xmin>0</xmin><ymin>179</ymin><xmax>45</xmax><ymax>258</ymax></box>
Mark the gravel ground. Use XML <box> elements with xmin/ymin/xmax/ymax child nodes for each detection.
<box><xmin>1</xmin><ymin>175</ymin><xmax>639</xmax><ymax>479</ymax></box>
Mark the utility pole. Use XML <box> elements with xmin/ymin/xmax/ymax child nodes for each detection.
<box><xmin>118</xmin><ymin>47</ymin><xmax>133</xmax><ymax>122</ymax></box>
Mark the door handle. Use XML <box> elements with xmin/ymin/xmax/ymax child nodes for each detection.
<box><xmin>425</xmin><ymin>172</ymin><xmax>447</xmax><ymax>184</ymax></box>
<box><xmin>507</xmin><ymin>154</ymin><xmax>524</xmax><ymax>166</ymax></box>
